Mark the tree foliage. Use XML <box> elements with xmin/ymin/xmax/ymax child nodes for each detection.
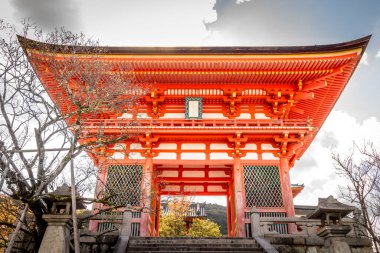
<box><xmin>204</xmin><ymin>203</ymin><xmax>227</xmax><ymax>235</ymax></box>
<box><xmin>0</xmin><ymin>19</ymin><xmax>143</xmax><ymax>250</ymax></box>
<box><xmin>159</xmin><ymin>213</ymin><xmax>187</xmax><ymax>237</ymax></box>
<box><xmin>0</xmin><ymin>196</ymin><xmax>19</xmax><ymax>250</ymax></box>
<box><xmin>159</xmin><ymin>198</ymin><xmax>189</xmax><ymax>237</ymax></box>
<box><xmin>188</xmin><ymin>218</ymin><xmax>222</xmax><ymax>238</ymax></box>
<box><xmin>159</xmin><ymin>198</ymin><xmax>222</xmax><ymax>237</ymax></box>
<box><xmin>332</xmin><ymin>142</ymin><xmax>380</xmax><ymax>252</ymax></box>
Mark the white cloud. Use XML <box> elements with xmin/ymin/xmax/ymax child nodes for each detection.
<box><xmin>236</xmin><ymin>0</ymin><xmax>252</xmax><ymax>4</ymax></box>
<box><xmin>79</xmin><ymin>0</ymin><xmax>218</xmax><ymax>46</ymax></box>
<box><xmin>292</xmin><ymin>110</ymin><xmax>380</xmax><ymax>206</ymax></box>
<box><xmin>376</xmin><ymin>50</ymin><xmax>380</xmax><ymax>58</ymax></box>
<box><xmin>10</xmin><ymin>0</ymin><xmax>82</xmax><ymax>31</ymax></box>
<box><xmin>359</xmin><ymin>52</ymin><xmax>369</xmax><ymax>65</ymax></box>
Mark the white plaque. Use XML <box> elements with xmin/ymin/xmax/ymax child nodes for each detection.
<box><xmin>188</xmin><ymin>100</ymin><xmax>199</xmax><ymax>118</ymax></box>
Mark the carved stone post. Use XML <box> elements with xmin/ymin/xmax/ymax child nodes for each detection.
<box><xmin>250</xmin><ymin>206</ymin><xmax>262</xmax><ymax>237</ymax></box>
<box><xmin>38</xmin><ymin>215</ymin><xmax>72</xmax><ymax>253</ymax></box>
<box><xmin>114</xmin><ymin>205</ymin><xmax>133</xmax><ymax>253</ymax></box>
<box><xmin>120</xmin><ymin>205</ymin><xmax>132</xmax><ymax>237</ymax></box>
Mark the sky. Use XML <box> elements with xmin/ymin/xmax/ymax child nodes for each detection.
<box><xmin>1</xmin><ymin>0</ymin><xmax>380</xmax><ymax>207</ymax></box>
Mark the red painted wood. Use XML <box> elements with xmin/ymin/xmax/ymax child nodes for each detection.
<box><xmin>140</xmin><ymin>157</ymin><xmax>153</xmax><ymax>236</ymax></box>
<box><xmin>21</xmin><ymin>37</ymin><xmax>369</xmax><ymax>236</ymax></box>
<box><xmin>279</xmin><ymin>157</ymin><xmax>297</xmax><ymax>233</ymax></box>
<box><xmin>233</xmin><ymin>157</ymin><xmax>246</xmax><ymax>237</ymax></box>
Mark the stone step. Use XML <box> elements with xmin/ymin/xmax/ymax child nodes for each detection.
<box><xmin>128</xmin><ymin>249</ymin><xmax>261</xmax><ymax>252</ymax></box>
<box><xmin>128</xmin><ymin>251</ymin><xmax>263</xmax><ymax>253</ymax></box>
<box><xmin>128</xmin><ymin>244</ymin><xmax>259</xmax><ymax>248</ymax></box>
<box><xmin>128</xmin><ymin>245</ymin><xmax>260</xmax><ymax>251</ymax></box>
<box><xmin>129</xmin><ymin>238</ymin><xmax>258</xmax><ymax>244</ymax></box>
<box><xmin>125</xmin><ymin>237</ymin><xmax>263</xmax><ymax>253</ymax></box>
<box><xmin>129</xmin><ymin>241</ymin><xmax>257</xmax><ymax>247</ymax></box>
<box><xmin>130</xmin><ymin>237</ymin><xmax>255</xmax><ymax>240</ymax></box>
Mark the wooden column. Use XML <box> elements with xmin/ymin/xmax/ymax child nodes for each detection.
<box><xmin>229</xmin><ymin>180</ymin><xmax>236</xmax><ymax>236</ymax></box>
<box><xmin>226</xmin><ymin>190</ymin><xmax>232</xmax><ymax>237</ymax></box>
<box><xmin>156</xmin><ymin>195</ymin><xmax>161</xmax><ymax>236</ymax></box>
<box><xmin>89</xmin><ymin>155</ymin><xmax>107</xmax><ymax>232</ymax></box>
<box><xmin>140</xmin><ymin>156</ymin><xmax>153</xmax><ymax>236</ymax></box>
<box><xmin>279</xmin><ymin>157</ymin><xmax>296</xmax><ymax>233</ymax></box>
<box><xmin>149</xmin><ymin>181</ymin><xmax>159</xmax><ymax>237</ymax></box>
<box><xmin>233</xmin><ymin>156</ymin><xmax>245</xmax><ymax>237</ymax></box>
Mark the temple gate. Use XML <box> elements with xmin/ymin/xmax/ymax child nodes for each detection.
<box><xmin>19</xmin><ymin>36</ymin><xmax>370</xmax><ymax>237</ymax></box>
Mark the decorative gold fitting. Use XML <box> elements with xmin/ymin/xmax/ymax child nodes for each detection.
<box><xmin>298</xmin><ymin>80</ymin><xmax>303</xmax><ymax>91</ymax></box>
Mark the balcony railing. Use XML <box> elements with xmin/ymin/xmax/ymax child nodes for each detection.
<box><xmin>82</xmin><ymin>118</ymin><xmax>313</xmax><ymax>130</ymax></box>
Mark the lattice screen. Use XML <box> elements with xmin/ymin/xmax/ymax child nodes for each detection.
<box><xmin>104</xmin><ymin>165</ymin><xmax>143</xmax><ymax>206</ymax></box>
<box><xmin>243</xmin><ymin>165</ymin><xmax>283</xmax><ymax>208</ymax></box>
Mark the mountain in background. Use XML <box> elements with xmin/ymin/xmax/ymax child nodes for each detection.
<box><xmin>204</xmin><ymin>203</ymin><xmax>227</xmax><ymax>235</ymax></box>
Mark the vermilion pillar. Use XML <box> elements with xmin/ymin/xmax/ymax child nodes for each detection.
<box><xmin>279</xmin><ymin>157</ymin><xmax>296</xmax><ymax>233</ymax></box>
<box><xmin>140</xmin><ymin>156</ymin><xmax>153</xmax><ymax>236</ymax></box>
<box><xmin>232</xmin><ymin>156</ymin><xmax>245</xmax><ymax>237</ymax></box>
<box><xmin>226</xmin><ymin>194</ymin><xmax>232</xmax><ymax>237</ymax></box>
<box><xmin>89</xmin><ymin>156</ymin><xmax>107</xmax><ymax>232</ymax></box>
<box><xmin>228</xmin><ymin>179</ymin><xmax>236</xmax><ymax>236</ymax></box>
<box><xmin>155</xmin><ymin>195</ymin><xmax>161</xmax><ymax>236</ymax></box>
<box><xmin>149</xmin><ymin>180</ymin><xmax>159</xmax><ymax>236</ymax></box>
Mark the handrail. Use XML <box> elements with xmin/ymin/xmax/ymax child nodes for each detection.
<box><xmin>257</xmin><ymin>216</ymin><xmax>358</xmax><ymax>237</ymax></box>
<box><xmin>82</xmin><ymin>118</ymin><xmax>313</xmax><ymax>129</ymax></box>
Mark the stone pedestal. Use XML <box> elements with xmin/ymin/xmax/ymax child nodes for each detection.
<box><xmin>38</xmin><ymin>215</ymin><xmax>72</xmax><ymax>253</ymax></box>
<box><xmin>318</xmin><ymin>225</ymin><xmax>352</xmax><ymax>238</ymax></box>
<box><xmin>318</xmin><ymin>225</ymin><xmax>352</xmax><ymax>253</ymax></box>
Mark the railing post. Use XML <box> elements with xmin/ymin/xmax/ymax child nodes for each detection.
<box><xmin>120</xmin><ymin>205</ymin><xmax>132</xmax><ymax>237</ymax></box>
<box><xmin>250</xmin><ymin>206</ymin><xmax>262</xmax><ymax>237</ymax></box>
<box><xmin>113</xmin><ymin>205</ymin><xmax>133</xmax><ymax>253</ymax></box>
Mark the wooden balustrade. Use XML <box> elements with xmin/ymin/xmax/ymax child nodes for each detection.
<box><xmin>82</xmin><ymin>118</ymin><xmax>312</xmax><ymax>129</ymax></box>
<box><xmin>83</xmin><ymin>211</ymin><xmax>141</xmax><ymax>236</ymax></box>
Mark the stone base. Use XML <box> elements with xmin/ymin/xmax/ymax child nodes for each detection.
<box><xmin>317</xmin><ymin>225</ymin><xmax>352</xmax><ymax>239</ymax></box>
<box><xmin>38</xmin><ymin>215</ymin><xmax>72</xmax><ymax>253</ymax></box>
<box><xmin>268</xmin><ymin>235</ymin><xmax>373</xmax><ymax>253</ymax></box>
<box><xmin>327</xmin><ymin>238</ymin><xmax>352</xmax><ymax>253</ymax></box>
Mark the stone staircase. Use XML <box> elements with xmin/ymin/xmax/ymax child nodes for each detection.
<box><xmin>126</xmin><ymin>237</ymin><xmax>264</xmax><ymax>253</ymax></box>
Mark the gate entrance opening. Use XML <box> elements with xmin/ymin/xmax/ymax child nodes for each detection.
<box><xmin>149</xmin><ymin>163</ymin><xmax>233</xmax><ymax>236</ymax></box>
<box><xmin>158</xmin><ymin>195</ymin><xmax>228</xmax><ymax>236</ymax></box>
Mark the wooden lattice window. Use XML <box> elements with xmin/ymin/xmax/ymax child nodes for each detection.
<box><xmin>243</xmin><ymin>165</ymin><xmax>283</xmax><ymax>208</ymax></box>
<box><xmin>104</xmin><ymin>165</ymin><xmax>143</xmax><ymax>206</ymax></box>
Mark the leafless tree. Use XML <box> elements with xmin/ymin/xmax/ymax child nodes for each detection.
<box><xmin>332</xmin><ymin>142</ymin><xmax>380</xmax><ymax>252</ymax></box>
<box><xmin>0</xmin><ymin>19</ymin><xmax>145</xmax><ymax>251</ymax></box>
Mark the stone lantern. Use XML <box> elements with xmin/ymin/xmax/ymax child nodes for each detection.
<box><xmin>307</xmin><ymin>195</ymin><xmax>355</xmax><ymax>253</ymax></box>
<box><xmin>38</xmin><ymin>184</ymin><xmax>85</xmax><ymax>253</ymax></box>
<box><xmin>307</xmin><ymin>195</ymin><xmax>355</xmax><ymax>235</ymax></box>
<box><xmin>48</xmin><ymin>183</ymin><xmax>85</xmax><ymax>214</ymax></box>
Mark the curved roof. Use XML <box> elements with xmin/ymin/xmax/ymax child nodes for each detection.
<box><xmin>18</xmin><ymin>35</ymin><xmax>370</xmax><ymax>55</ymax></box>
<box><xmin>18</xmin><ymin>35</ymin><xmax>370</xmax><ymax>162</ymax></box>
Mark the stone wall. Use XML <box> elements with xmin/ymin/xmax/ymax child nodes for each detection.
<box><xmin>79</xmin><ymin>232</ymin><xmax>118</xmax><ymax>253</ymax></box>
<box><xmin>267</xmin><ymin>236</ymin><xmax>373</xmax><ymax>253</ymax></box>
